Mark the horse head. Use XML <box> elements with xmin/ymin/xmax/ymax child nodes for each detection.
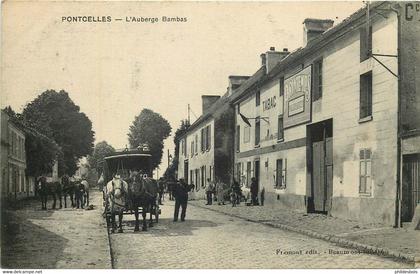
<box><xmin>130</xmin><ymin>173</ymin><xmax>145</xmax><ymax>196</ymax></box>
<box><xmin>112</xmin><ymin>177</ymin><xmax>126</xmax><ymax>199</ymax></box>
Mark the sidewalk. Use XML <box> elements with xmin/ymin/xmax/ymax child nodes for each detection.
<box><xmin>189</xmin><ymin>199</ymin><xmax>419</xmax><ymax>266</ymax></box>
<box><xmin>1</xmin><ymin>190</ymin><xmax>111</xmax><ymax>269</ymax></box>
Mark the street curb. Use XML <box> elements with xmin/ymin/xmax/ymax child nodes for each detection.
<box><xmin>190</xmin><ymin>202</ymin><xmax>416</xmax><ymax>266</ymax></box>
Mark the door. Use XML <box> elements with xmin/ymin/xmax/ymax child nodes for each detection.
<box><xmin>312</xmin><ymin>141</ymin><xmax>326</xmax><ymax>211</ymax></box>
<box><xmin>402</xmin><ymin>154</ymin><xmax>420</xmax><ymax>222</ymax></box>
<box><xmin>254</xmin><ymin>160</ymin><xmax>260</xmax><ymax>193</ymax></box>
<box><xmin>308</xmin><ymin>119</ymin><xmax>333</xmax><ymax>213</ymax></box>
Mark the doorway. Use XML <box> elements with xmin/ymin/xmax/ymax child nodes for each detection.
<box><xmin>254</xmin><ymin>160</ymin><xmax>260</xmax><ymax>192</ymax></box>
<box><xmin>307</xmin><ymin>119</ymin><xmax>333</xmax><ymax>213</ymax></box>
<box><xmin>402</xmin><ymin>153</ymin><xmax>420</xmax><ymax>222</ymax></box>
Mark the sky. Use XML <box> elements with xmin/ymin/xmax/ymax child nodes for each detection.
<box><xmin>1</xmin><ymin>1</ymin><xmax>364</xmax><ymax>174</ymax></box>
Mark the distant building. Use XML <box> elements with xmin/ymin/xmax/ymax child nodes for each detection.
<box><xmin>0</xmin><ymin>111</ymin><xmax>31</xmax><ymax>200</ymax></box>
<box><xmin>231</xmin><ymin>2</ymin><xmax>420</xmax><ymax>225</ymax></box>
<box><xmin>177</xmin><ymin>76</ymin><xmax>249</xmax><ymax>199</ymax></box>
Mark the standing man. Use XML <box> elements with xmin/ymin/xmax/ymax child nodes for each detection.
<box><xmin>250</xmin><ymin>177</ymin><xmax>258</xmax><ymax>206</ymax></box>
<box><xmin>173</xmin><ymin>179</ymin><xmax>194</xmax><ymax>222</ymax></box>
<box><xmin>205</xmin><ymin>178</ymin><xmax>214</xmax><ymax>205</ymax></box>
<box><xmin>216</xmin><ymin>180</ymin><xmax>225</xmax><ymax>205</ymax></box>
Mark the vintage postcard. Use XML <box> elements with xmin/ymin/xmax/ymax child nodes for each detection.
<box><xmin>0</xmin><ymin>0</ymin><xmax>419</xmax><ymax>271</ymax></box>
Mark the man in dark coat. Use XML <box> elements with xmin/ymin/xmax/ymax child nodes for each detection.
<box><xmin>173</xmin><ymin>179</ymin><xmax>194</xmax><ymax>222</ymax></box>
<box><xmin>250</xmin><ymin>177</ymin><xmax>259</xmax><ymax>206</ymax></box>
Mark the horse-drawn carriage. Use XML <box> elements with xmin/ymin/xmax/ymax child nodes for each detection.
<box><xmin>102</xmin><ymin>146</ymin><xmax>160</xmax><ymax>233</ymax></box>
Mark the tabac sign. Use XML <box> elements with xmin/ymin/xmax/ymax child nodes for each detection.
<box><xmin>283</xmin><ymin>65</ymin><xmax>312</xmax><ymax>128</ymax></box>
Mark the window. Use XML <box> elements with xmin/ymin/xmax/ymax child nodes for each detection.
<box><xmin>190</xmin><ymin>170</ymin><xmax>194</xmax><ymax>185</ymax></box>
<box><xmin>275</xmin><ymin>159</ymin><xmax>287</xmax><ymax>189</ymax></box>
<box><xmin>244</xmin><ymin>126</ymin><xmax>250</xmax><ymax>143</ymax></box>
<box><xmin>209</xmin><ymin>166</ymin><xmax>213</xmax><ymax>182</ymax></box>
<box><xmin>255</xmin><ymin>117</ymin><xmax>260</xmax><ymax>146</ymax></box>
<box><xmin>313</xmin><ymin>59</ymin><xmax>323</xmax><ymax>101</ymax></box>
<box><xmin>191</xmin><ymin>141</ymin><xmax>194</xmax><ymax>157</ymax></box>
<box><xmin>280</xmin><ymin>77</ymin><xmax>285</xmax><ymax>96</ymax></box>
<box><xmin>256</xmin><ymin>91</ymin><xmax>260</xmax><ymax>106</ymax></box>
<box><xmin>360</xmin><ymin>25</ymin><xmax>372</xmax><ymax>62</ymax></box>
<box><xmin>181</xmin><ymin>139</ymin><xmax>184</xmax><ymax>155</ymax></box>
<box><xmin>206</xmin><ymin>125</ymin><xmax>211</xmax><ymax>150</ymax></box>
<box><xmin>360</xmin><ymin>71</ymin><xmax>373</xmax><ymax>120</ymax></box>
<box><xmin>201</xmin><ymin>166</ymin><xmax>206</xmax><ymax>187</ymax></box>
<box><xmin>359</xmin><ymin>149</ymin><xmax>372</xmax><ymax>195</ymax></box>
<box><xmin>195</xmin><ymin>135</ymin><xmax>198</xmax><ymax>154</ymax></box>
<box><xmin>277</xmin><ymin>115</ymin><xmax>284</xmax><ymax>141</ymax></box>
<box><xmin>246</xmin><ymin>162</ymin><xmax>252</xmax><ymax>188</ymax></box>
<box><xmin>201</xmin><ymin>128</ymin><xmax>205</xmax><ymax>152</ymax></box>
<box><xmin>195</xmin><ymin>169</ymin><xmax>200</xmax><ymax>190</ymax></box>
<box><xmin>236</xmin><ymin>125</ymin><xmax>240</xmax><ymax>152</ymax></box>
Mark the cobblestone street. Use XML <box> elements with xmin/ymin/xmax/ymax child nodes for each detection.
<box><xmin>109</xmin><ymin>198</ymin><xmax>412</xmax><ymax>269</ymax></box>
<box><xmin>1</xmin><ymin>190</ymin><xmax>111</xmax><ymax>268</ymax></box>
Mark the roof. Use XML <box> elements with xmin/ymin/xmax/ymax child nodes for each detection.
<box><xmin>230</xmin><ymin>1</ymin><xmax>386</xmax><ymax>105</ymax></box>
<box><xmin>180</xmin><ymin>93</ymin><xmax>231</xmax><ymax>139</ymax></box>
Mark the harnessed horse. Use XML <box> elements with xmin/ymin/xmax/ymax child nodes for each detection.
<box><xmin>61</xmin><ymin>175</ymin><xmax>76</xmax><ymax>208</ymax></box>
<box><xmin>37</xmin><ymin>176</ymin><xmax>62</xmax><ymax>210</ymax></box>
<box><xmin>106</xmin><ymin>175</ymin><xmax>128</xmax><ymax>233</ymax></box>
<box><xmin>128</xmin><ymin>172</ymin><xmax>158</xmax><ymax>232</ymax></box>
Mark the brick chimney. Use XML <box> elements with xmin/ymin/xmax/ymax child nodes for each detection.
<box><xmin>263</xmin><ymin>47</ymin><xmax>289</xmax><ymax>74</ymax></box>
<box><xmin>202</xmin><ymin>95</ymin><xmax>221</xmax><ymax>114</ymax></box>
<box><xmin>303</xmin><ymin>18</ymin><xmax>334</xmax><ymax>46</ymax></box>
<box><xmin>227</xmin><ymin>75</ymin><xmax>250</xmax><ymax>96</ymax></box>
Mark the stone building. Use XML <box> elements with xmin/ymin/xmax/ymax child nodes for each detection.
<box><xmin>177</xmin><ymin>76</ymin><xmax>249</xmax><ymax>199</ymax></box>
<box><xmin>0</xmin><ymin>110</ymin><xmax>32</xmax><ymax>200</ymax></box>
<box><xmin>230</xmin><ymin>2</ymin><xmax>419</xmax><ymax>225</ymax></box>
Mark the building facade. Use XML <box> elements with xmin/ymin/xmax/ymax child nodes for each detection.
<box><xmin>177</xmin><ymin>77</ymin><xmax>249</xmax><ymax>199</ymax></box>
<box><xmin>231</xmin><ymin>2</ymin><xmax>419</xmax><ymax>225</ymax></box>
<box><xmin>1</xmin><ymin>111</ymin><xmax>32</xmax><ymax>200</ymax></box>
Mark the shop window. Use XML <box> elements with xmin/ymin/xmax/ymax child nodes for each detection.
<box><xmin>359</xmin><ymin>149</ymin><xmax>372</xmax><ymax>196</ymax></box>
<box><xmin>313</xmin><ymin>58</ymin><xmax>323</xmax><ymax>101</ymax></box>
<box><xmin>360</xmin><ymin>71</ymin><xmax>373</xmax><ymax>120</ymax></box>
<box><xmin>360</xmin><ymin>25</ymin><xmax>372</xmax><ymax>62</ymax></box>
<box><xmin>277</xmin><ymin>115</ymin><xmax>284</xmax><ymax>141</ymax></box>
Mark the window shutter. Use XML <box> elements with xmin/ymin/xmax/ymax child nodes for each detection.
<box><xmin>282</xmin><ymin>158</ymin><xmax>287</xmax><ymax>188</ymax></box>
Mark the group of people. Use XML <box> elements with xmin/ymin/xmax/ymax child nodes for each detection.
<box><xmin>205</xmin><ymin>177</ymin><xmax>265</xmax><ymax>207</ymax></box>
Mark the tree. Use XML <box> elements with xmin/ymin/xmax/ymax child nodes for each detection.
<box><xmin>88</xmin><ymin>141</ymin><xmax>116</xmax><ymax>172</ymax></box>
<box><xmin>128</xmin><ymin>109</ymin><xmax>171</xmax><ymax>170</ymax></box>
<box><xmin>2</xmin><ymin>106</ymin><xmax>62</xmax><ymax>177</ymax></box>
<box><xmin>22</xmin><ymin>90</ymin><xmax>95</xmax><ymax>175</ymax></box>
<box><xmin>164</xmin><ymin>119</ymin><xmax>190</xmax><ymax>179</ymax></box>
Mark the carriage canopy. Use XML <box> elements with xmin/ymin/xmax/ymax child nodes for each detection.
<box><xmin>103</xmin><ymin>148</ymin><xmax>152</xmax><ymax>183</ymax></box>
